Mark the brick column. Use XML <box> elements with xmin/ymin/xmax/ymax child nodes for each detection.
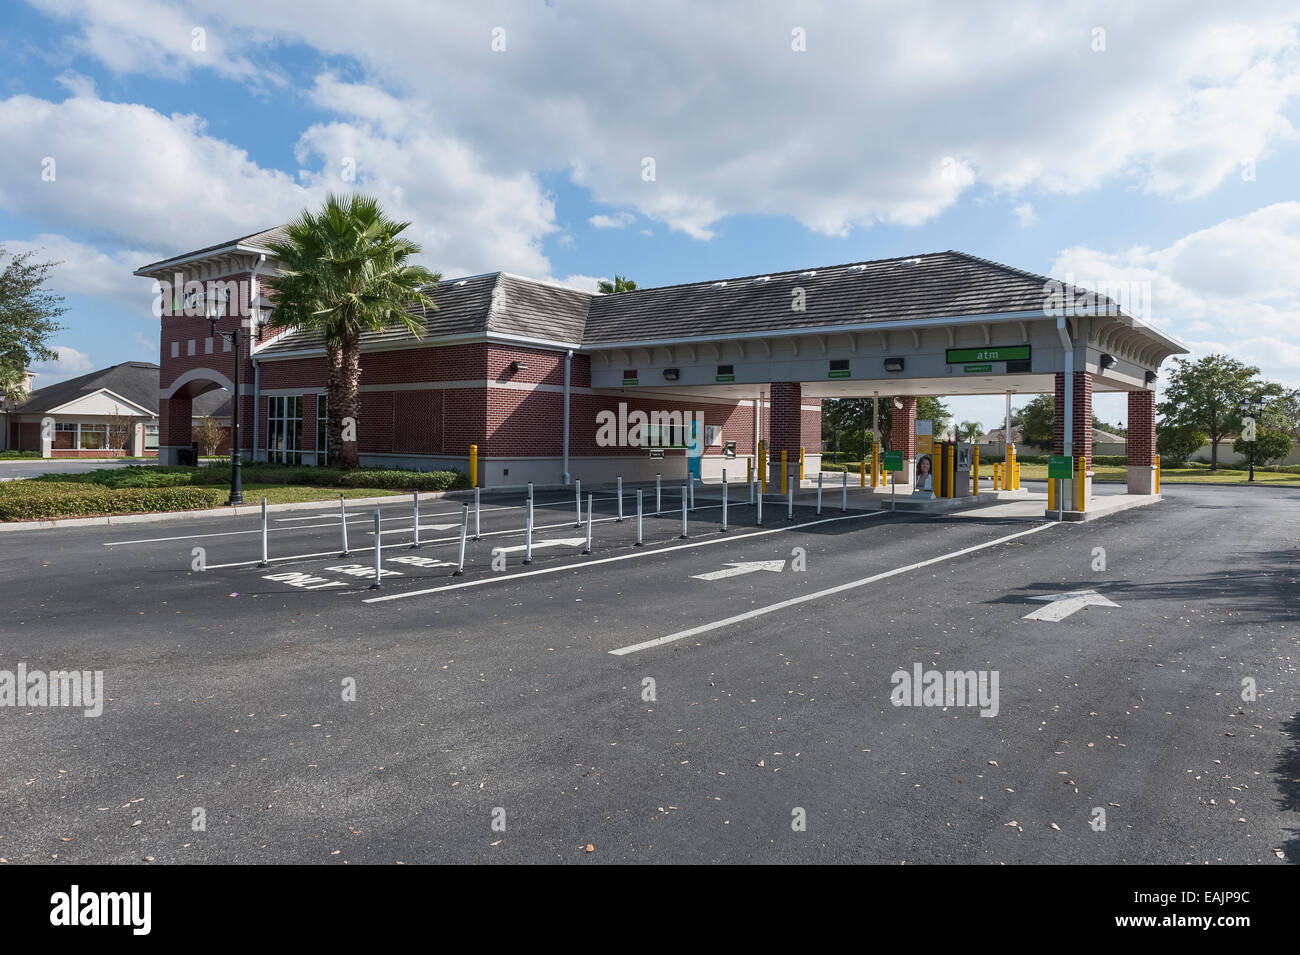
<box><xmin>159</xmin><ymin>395</ymin><xmax>193</xmax><ymax>466</ymax></box>
<box><xmin>1052</xmin><ymin>372</ymin><xmax>1093</xmax><ymax>468</ymax></box>
<box><xmin>768</xmin><ymin>382</ymin><xmax>802</xmax><ymax>480</ymax></box>
<box><xmin>890</xmin><ymin>396</ymin><xmax>917</xmax><ymax>483</ymax></box>
<box><xmin>1127</xmin><ymin>389</ymin><xmax>1157</xmax><ymax>493</ymax></box>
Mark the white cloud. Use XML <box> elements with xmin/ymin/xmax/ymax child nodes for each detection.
<box><xmin>26</xmin><ymin>0</ymin><xmax>1300</xmax><ymax>239</ymax></box>
<box><xmin>1013</xmin><ymin>203</ymin><xmax>1037</xmax><ymax>228</ymax></box>
<box><xmin>588</xmin><ymin>212</ymin><xmax>635</xmax><ymax>229</ymax></box>
<box><xmin>1052</xmin><ymin>202</ymin><xmax>1300</xmax><ymax>386</ymax></box>
<box><xmin>2</xmin><ymin>234</ymin><xmax>160</xmax><ymax>312</ymax></box>
<box><xmin>553</xmin><ymin>274</ymin><xmax>602</xmax><ymax>293</ymax></box>
<box><xmin>30</xmin><ymin>344</ymin><xmax>95</xmax><ymax>385</ymax></box>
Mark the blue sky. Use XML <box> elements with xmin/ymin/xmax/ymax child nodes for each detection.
<box><xmin>3</xmin><ymin>0</ymin><xmax>1299</xmax><ymax>432</ymax></box>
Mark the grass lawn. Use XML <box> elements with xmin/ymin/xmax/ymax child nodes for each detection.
<box><xmin>1015</xmin><ymin>463</ymin><xmax>1300</xmax><ymax>485</ymax></box>
<box><xmin>240</xmin><ymin>484</ymin><xmax>404</xmax><ymax>505</ymax></box>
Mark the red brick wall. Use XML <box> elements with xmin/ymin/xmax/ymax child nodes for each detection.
<box><xmin>767</xmin><ymin>382</ymin><xmax>802</xmax><ymax>459</ymax></box>
<box><xmin>1128</xmin><ymin>390</ymin><xmax>1156</xmax><ymax>467</ymax></box>
<box><xmin>1053</xmin><ymin>371</ymin><xmax>1094</xmax><ymax>467</ymax></box>
<box><xmin>891</xmin><ymin>396</ymin><xmax>917</xmax><ymax>458</ymax></box>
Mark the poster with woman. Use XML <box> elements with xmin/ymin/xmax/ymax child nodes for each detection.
<box><xmin>914</xmin><ymin>454</ymin><xmax>935</xmax><ymax>493</ymax></box>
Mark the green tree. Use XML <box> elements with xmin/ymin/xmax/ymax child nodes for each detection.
<box><xmin>267</xmin><ymin>193</ymin><xmax>441</xmax><ymax>469</ymax></box>
<box><xmin>0</xmin><ymin>247</ymin><xmax>65</xmax><ymax>401</ymax></box>
<box><xmin>1157</xmin><ymin>355</ymin><xmax>1281</xmax><ymax>471</ymax></box>
<box><xmin>958</xmin><ymin>420</ymin><xmax>983</xmax><ymax>442</ymax></box>
<box><xmin>1156</xmin><ymin>423</ymin><xmax>1207</xmax><ymax>466</ymax></box>
<box><xmin>820</xmin><ymin>396</ymin><xmax>948</xmax><ymax>456</ymax></box>
<box><xmin>1018</xmin><ymin>395</ymin><xmax>1055</xmax><ymax>450</ymax></box>
<box><xmin>1234</xmin><ymin>427</ymin><xmax>1292</xmax><ymax>466</ymax></box>
<box><xmin>597</xmin><ymin>274</ymin><xmax>638</xmax><ymax>294</ymax></box>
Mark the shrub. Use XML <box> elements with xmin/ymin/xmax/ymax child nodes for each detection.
<box><xmin>0</xmin><ymin>481</ymin><xmax>225</xmax><ymax>521</ymax></box>
<box><xmin>1157</xmin><ymin>424</ymin><xmax>1208</xmax><ymax>467</ymax></box>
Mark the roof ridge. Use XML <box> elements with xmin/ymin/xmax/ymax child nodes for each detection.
<box><xmin>615</xmin><ymin>251</ymin><xmax>952</xmax><ymax>296</ymax></box>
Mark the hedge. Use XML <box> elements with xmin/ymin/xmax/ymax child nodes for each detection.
<box><xmin>33</xmin><ymin>463</ymin><xmax>471</xmax><ymax>492</ymax></box>
<box><xmin>0</xmin><ymin>481</ymin><xmax>225</xmax><ymax>521</ymax></box>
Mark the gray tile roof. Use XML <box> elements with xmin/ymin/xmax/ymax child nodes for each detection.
<box><xmin>581</xmin><ymin>251</ymin><xmax>1085</xmax><ymax>344</ymax></box>
<box><xmin>11</xmin><ymin>361</ymin><xmax>160</xmax><ymax>415</ymax></box>
<box><xmin>135</xmin><ymin>225</ymin><xmax>290</xmax><ymax>275</ymax></box>
<box><xmin>201</xmin><ymin>247</ymin><xmax>1147</xmax><ymax>358</ymax></box>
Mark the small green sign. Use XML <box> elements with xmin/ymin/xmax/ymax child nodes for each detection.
<box><xmin>1048</xmin><ymin>455</ymin><xmax>1073</xmax><ymax>479</ymax></box>
<box><xmin>622</xmin><ymin>377</ymin><xmax>638</xmax><ymax>386</ymax></box>
<box><xmin>827</xmin><ymin>369</ymin><xmax>851</xmax><ymax>379</ymax></box>
<box><xmin>882</xmin><ymin>450</ymin><xmax>904</xmax><ymax>472</ymax></box>
<box><xmin>962</xmin><ymin>364</ymin><xmax>993</xmax><ymax>374</ymax></box>
<box><xmin>715</xmin><ymin>374</ymin><xmax>735</xmax><ymax>383</ymax></box>
<box><xmin>946</xmin><ymin>345</ymin><xmax>1030</xmax><ymax>364</ymax></box>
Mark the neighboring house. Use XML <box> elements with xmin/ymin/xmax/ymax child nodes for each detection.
<box><xmin>6</xmin><ymin>361</ymin><xmax>233</xmax><ymax>458</ymax></box>
<box><xmin>978</xmin><ymin>425</ymin><xmax>1127</xmax><ymax>456</ymax></box>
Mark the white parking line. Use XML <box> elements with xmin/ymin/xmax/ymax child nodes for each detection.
<box><xmin>608</xmin><ymin>521</ymin><xmax>1059</xmax><ymax>656</ymax></box>
<box><xmin>363</xmin><ymin>510</ymin><xmax>888</xmax><ymax>603</ymax></box>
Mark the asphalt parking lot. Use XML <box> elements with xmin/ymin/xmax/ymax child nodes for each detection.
<box><xmin>0</xmin><ymin>481</ymin><xmax>1296</xmax><ymax>864</ymax></box>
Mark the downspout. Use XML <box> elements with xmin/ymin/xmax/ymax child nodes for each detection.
<box><xmin>250</xmin><ymin>254</ymin><xmax>267</xmax><ymax>463</ymax></box>
<box><xmin>1057</xmin><ymin>317</ymin><xmax>1073</xmax><ymax>456</ymax></box>
<box><xmin>562</xmin><ymin>348</ymin><xmax>573</xmax><ymax>484</ymax></box>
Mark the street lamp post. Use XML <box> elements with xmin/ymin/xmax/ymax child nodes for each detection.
<box><xmin>208</xmin><ymin>302</ymin><xmax>269</xmax><ymax>506</ymax></box>
<box><xmin>1238</xmin><ymin>393</ymin><xmax>1264</xmax><ymax>483</ymax></box>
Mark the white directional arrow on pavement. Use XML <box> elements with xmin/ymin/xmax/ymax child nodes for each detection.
<box><xmin>1022</xmin><ymin>589</ymin><xmax>1119</xmax><ymax>622</ymax></box>
<box><xmin>691</xmin><ymin>560</ymin><xmax>786</xmax><ymax>581</ymax></box>
<box><xmin>493</xmin><ymin>537</ymin><xmax>588</xmax><ymax>555</ymax></box>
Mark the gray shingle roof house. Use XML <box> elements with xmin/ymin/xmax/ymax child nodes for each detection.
<box><xmin>4</xmin><ymin>361</ymin><xmax>230</xmax><ymax>455</ymax></box>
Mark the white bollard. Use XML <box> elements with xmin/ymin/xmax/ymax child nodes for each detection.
<box><xmin>411</xmin><ymin>490</ymin><xmax>420</xmax><ymax>548</ymax></box>
<box><xmin>258</xmin><ymin>497</ymin><xmax>268</xmax><ymax>568</ymax></box>
<box><xmin>473</xmin><ymin>486</ymin><xmax>481</xmax><ymax>541</ymax></box>
<box><xmin>583</xmin><ymin>493</ymin><xmax>594</xmax><ymax>554</ymax></box>
<box><xmin>528</xmin><ymin>481</ymin><xmax>533</xmax><ymax>502</ymax></box>
<box><xmin>635</xmin><ymin>489</ymin><xmax>644</xmax><ymax>546</ymax></box>
<box><xmin>617</xmin><ymin>476</ymin><xmax>624</xmax><ymax>522</ymax></box>
<box><xmin>370</xmin><ymin>510</ymin><xmax>382</xmax><ymax>589</ymax></box>
<box><xmin>817</xmin><ymin>471</ymin><xmax>823</xmax><ymax>515</ymax></box>
<box><xmin>679</xmin><ymin>485</ymin><xmax>688</xmax><ymax>539</ymax></box>
<box><xmin>787</xmin><ymin>476</ymin><xmax>794</xmax><ymax>519</ymax></box>
<box><xmin>689</xmin><ymin>478</ymin><xmax>695</xmax><ymax>512</ymax></box>
<box><xmin>842</xmin><ymin>470</ymin><xmax>848</xmax><ymax>512</ymax></box>
<box><xmin>454</xmin><ymin>503</ymin><xmax>468</xmax><ymax>575</ymax></box>
<box><xmin>721</xmin><ymin>469</ymin><xmax>728</xmax><ymax>532</ymax></box>
<box><xmin>749</xmin><ymin>477</ymin><xmax>755</xmax><ymax>505</ymax></box>
<box><xmin>757</xmin><ymin>485</ymin><xmax>763</xmax><ymax>526</ymax></box>
<box><xmin>655</xmin><ymin>473</ymin><xmax>662</xmax><ymax>515</ymax></box>
<box><xmin>523</xmin><ymin>497</ymin><xmax>534</xmax><ymax>565</ymax></box>
<box><xmin>339</xmin><ymin>494</ymin><xmax>350</xmax><ymax>557</ymax></box>
<box><xmin>574</xmin><ymin>479</ymin><xmax>582</xmax><ymax>527</ymax></box>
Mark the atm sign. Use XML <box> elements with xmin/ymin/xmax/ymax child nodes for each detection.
<box><xmin>946</xmin><ymin>346</ymin><xmax>1030</xmax><ymax>364</ymax></box>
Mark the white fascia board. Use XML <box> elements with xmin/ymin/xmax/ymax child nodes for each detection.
<box><xmin>45</xmin><ymin>387</ymin><xmax>155</xmax><ymax>417</ymax></box>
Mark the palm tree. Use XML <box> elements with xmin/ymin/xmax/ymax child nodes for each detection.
<box><xmin>266</xmin><ymin>193</ymin><xmax>440</xmax><ymax>469</ymax></box>
<box><xmin>959</xmin><ymin>420</ymin><xmax>983</xmax><ymax>442</ymax></box>
<box><xmin>597</xmin><ymin>274</ymin><xmax>638</xmax><ymax>294</ymax></box>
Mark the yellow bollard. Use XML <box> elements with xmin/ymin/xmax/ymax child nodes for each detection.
<box><xmin>1007</xmin><ymin>445</ymin><xmax>1015</xmax><ymax>490</ymax></box>
<box><xmin>1015</xmin><ymin>461</ymin><xmax>1020</xmax><ymax>490</ymax></box>
<box><xmin>747</xmin><ymin>459</ymin><xmax>753</xmax><ymax>485</ymax></box>
<box><xmin>1047</xmin><ymin>471</ymin><xmax>1056</xmax><ymax>510</ymax></box>
<box><xmin>1154</xmin><ymin>453</ymin><xmax>1161</xmax><ymax>494</ymax></box>
<box><xmin>993</xmin><ymin>462</ymin><xmax>1000</xmax><ymax>491</ymax></box>
<box><xmin>800</xmin><ymin>447</ymin><xmax>805</xmax><ymax>482</ymax></box>
<box><xmin>972</xmin><ymin>445</ymin><xmax>979</xmax><ymax>496</ymax></box>
<box><xmin>859</xmin><ymin>458</ymin><xmax>866</xmax><ymax>487</ymax></box>
<box><xmin>759</xmin><ymin>440</ymin><xmax>767</xmax><ymax>493</ymax></box>
<box><xmin>469</xmin><ymin>444</ymin><xmax>478</xmax><ymax>488</ymax></box>
<box><xmin>1076</xmin><ymin>456</ymin><xmax>1085</xmax><ymax>512</ymax></box>
<box><xmin>946</xmin><ymin>443</ymin><xmax>955</xmax><ymax>498</ymax></box>
<box><xmin>871</xmin><ymin>445</ymin><xmax>879</xmax><ymax>488</ymax></box>
<box><xmin>781</xmin><ymin>450</ymin><xmax>788</xmax><ymax>490</ymax></box>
